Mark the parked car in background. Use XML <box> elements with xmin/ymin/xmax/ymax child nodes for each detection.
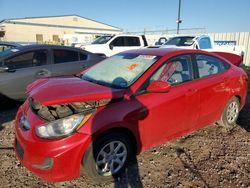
<box><xmin>0</xmin><ymin>41</ymin><xmax>22</xmax><ymax>52</ymax></box>
<box><xmin>154</xmin><ymin>35</ymin><xmax>245</xmax><ymax>65</ymax></box>
<box><xmin>0</xmin><ymin>44</ymin><xmax>103</xmax><ymax>100</ymax></box>
<box><xmin>77</xmin><ymin>34</ymin><xmax>149</xmax><ymax>57</ymax></box>
<box><xmin>14</xmin><ymin>48</ymin><xmax>248</xmax><ymax>182</ymax></box>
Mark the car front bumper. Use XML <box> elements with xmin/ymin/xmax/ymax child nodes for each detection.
<box><xmin>14</xmin><ymin>102</ymin><xmax>92</xmax><ymax>182</ymax></box>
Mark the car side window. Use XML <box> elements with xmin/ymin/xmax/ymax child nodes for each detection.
<box><xmin>4</xmin><ymin>50</ymin><xmax>47</xmax><ymax>69</ymax></box>
<box><xmin>32</xmin><ymin>50</ymin><xmax>47</xmax><ymax>66</ymax></box>
<box><xmin>150</xmin><ymin>55</ymin><xmax>193</xmax><ymax>85</ymax></box>
<box><xmin>196</xmin><ymin>54</ymin><xmax>227</xmax><ymax>78</ymax></box>
<box><xmin>125</xmin><ymin>37</ymin><xmax>141</xmax><ymax>46</ymax></box>
<box><xmin>110</xmin><ymin>37</ymin><xmax>125</xmax><ymax>47</ymax></box>
<box><xmin>53</xmin><ymin>50</ymin><xmax>79</xmax><ymax>63</ymax></box>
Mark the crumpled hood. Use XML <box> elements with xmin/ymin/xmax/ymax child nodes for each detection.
<box><xmin>27</xmin><ymin>76</ymin><xmax>125</xmax><ymax>106</ymax></box>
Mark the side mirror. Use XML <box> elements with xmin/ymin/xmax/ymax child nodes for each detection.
<box><xmin>109</xmin><ymin>44</ymin><xmax>114</xmax><ymax>50</ymax></box>
<box><xmin>147</xmin><ymin>81</ymin><xmax>171</xmax><ymax>93</ymax></box>
<box><xmin>0</xmin><ymin>66</ymin><xmax>9</xmax><ymax>73</ymax></box>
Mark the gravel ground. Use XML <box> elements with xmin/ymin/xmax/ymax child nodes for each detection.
<box><xmin>0</xmin><ymin>68</ymin><xmax>249</xmax><ymax>188</ymax></box>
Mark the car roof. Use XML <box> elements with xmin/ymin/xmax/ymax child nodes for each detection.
<box><xmin>0</xmin><ymin>44</ymin><xmax>88</xmax><ymax>60</ymax></box>
<box><xmin>123</xmin><ymin>48</ymin><xmax>197</xmax><ymax>56</ymax></box>
<box><xmin>170</xmin><ymin>36</ymin><xmax>195</xmax><ymax>38</ymax></box>
<box><xmin>12</xmin><ymin>44</ymin><xmax>79</xmax><ymax>51</ymax></box>
<box><xmin>0</xmin><ymin>41</ymin><xmax>22</xmax><ymax>46</ymax></box>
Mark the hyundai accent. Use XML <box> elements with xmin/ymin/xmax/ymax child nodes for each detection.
<box><xmin>14</xmin><ymin>48</ymin><xmax>248</xmax><ymax>182</ymax></box>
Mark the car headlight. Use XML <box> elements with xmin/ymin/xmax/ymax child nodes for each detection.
<box><xmin>35</xmin><ymin>113</ymin><xmax>92</xmax><ymax>139</ymax></box>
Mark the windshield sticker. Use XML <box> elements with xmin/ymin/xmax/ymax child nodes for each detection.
<box><xmin>138</xmin><ymin>55</ymin><xmax>157</xmax><ymax>60</ymax></box>
<box><xmin>127</xmin><ymin>63</ymin><xmax>139</xmax><ymax>71</ymax></box>
<box><xmin>11</xmin><ymin>49</ymin><xmax>19</xmax><ymax>52</ymax></box>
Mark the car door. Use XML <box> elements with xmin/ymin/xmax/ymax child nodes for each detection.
<box><xmin>109</xmin><ymin>37</ymin><xmax>141</xmax><ymax>56</ymax></box>
<box><xmin>51</xmin><ymin>49</ymin><xmax>91</xmax><ymax>76</ymax></box>
<box><xmin>134</xmin><ymin>54</ymin><xmax>200</xmax><ymax>149</ymax></box>
<box><xmin>197</xmin><ymin>36</ymin><xmax>213</xmax><ymax>49</ymax></box>
<box><xmin>193</xmin><ymin>54</ymin><xmax>230</xmax><ymax>127</ymax></box>
<box><xmin>0</xmin><ymin>49</ymin><xmax>51</xmax><ymax>100</ymax></box>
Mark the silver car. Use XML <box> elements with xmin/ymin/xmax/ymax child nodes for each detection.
<box><xmin>0</xmin><ymin>44</ymin><xmax>103</xmax><ymax>100</ymax></box>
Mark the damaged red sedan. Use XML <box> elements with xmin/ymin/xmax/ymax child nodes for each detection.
<box><xmin>14</xmin><ymin>48</ymin><xmax>248</xmax><ymax>182</ymax></box>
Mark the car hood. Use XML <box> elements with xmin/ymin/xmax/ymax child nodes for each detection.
<box><xmin>27</xmin><ymin>76</ymin><xmax>125</xmax><ymax>106</ymax></box>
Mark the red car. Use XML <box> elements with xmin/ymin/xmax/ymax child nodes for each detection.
<box><xmin>14</xmin><ymin>48</ymin><xmax>248</xmax><ymax>182</ymax></box>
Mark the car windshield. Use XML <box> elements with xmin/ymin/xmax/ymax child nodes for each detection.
<box><xmin>81</xmin><ymin>53</ymin><xmax>160</xmax><ymax>89</ymax></box>
<box><xmin>92</xmin><ymin>36</ymin><xmax>114</xmax><ymax>44</ymax></box>
<box><xmin>0</xmin><ymin>48</ymin><xmax>20</xmax><ymax>58</ymax></box>
<box><xmin>164</xmin><ymin>37</ymin><xmax>195</xmax><ymax>46</ymax></box>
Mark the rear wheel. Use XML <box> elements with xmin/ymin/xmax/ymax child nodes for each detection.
<box><xmin>82</xmin><ymin>132</ymin><xmax>133</xmax><ymax>182</ymax></box>
<box><xmin>219</xmin><ymin>96</ymin><xmax>240</xmax><ymax>127</ymax></box>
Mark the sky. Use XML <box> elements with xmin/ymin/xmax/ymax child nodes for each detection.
<box><xmin>0</xmin><ymin>0</ymin><xmax>249</xmax><ymax>33</ymax></box>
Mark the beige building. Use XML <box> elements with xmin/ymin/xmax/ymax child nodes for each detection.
<box><xmin>0</xmin><ymin>15</ymin><xmax>122</xmax><ymax>44</ymax></box>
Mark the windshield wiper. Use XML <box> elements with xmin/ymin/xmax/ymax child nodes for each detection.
<box><xmin>82</xmin><ymin>76</ymin><xmax>111</xmax><ymax>87</ymax></box>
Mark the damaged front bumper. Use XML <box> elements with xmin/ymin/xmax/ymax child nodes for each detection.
<box><xmin>14</xmin><ymin>102</ymin><xmax>92</xmax><ymax>182</ymax></box>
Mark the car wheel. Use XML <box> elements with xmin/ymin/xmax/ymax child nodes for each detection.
<box><xmin>219</xmin><ymin>96</ymin><xmax>240</xmax><ymax>127</ymax></box>
<box><xmin>82</xmin><ymin>132</ymin><xmax>133</xmax><ymax>182</ymax></box>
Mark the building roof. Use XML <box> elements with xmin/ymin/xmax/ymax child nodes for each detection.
<box><xmin>0</xmin><ymin>14</ymin><xmax>122</xmax><ymax>32</ymax></box>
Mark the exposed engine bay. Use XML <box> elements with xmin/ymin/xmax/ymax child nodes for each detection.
<box><xmin>29</xmin><ymin>97</ymin><xmax>111</xmax><ymax>121</ymax></box>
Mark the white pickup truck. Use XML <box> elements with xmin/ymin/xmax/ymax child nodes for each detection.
<box><xmin>157</xmin><ymin>35</ymin><xmax>245</xmax><ymax>57</ymax></box>
<box><xmin>78</xmin><ymin>34</ymin><xmax>149</xmax><ymax>57</ymax></box>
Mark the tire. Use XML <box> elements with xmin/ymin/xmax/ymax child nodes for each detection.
<box><xmin>219</xmin><ymin>96</ymin><xmax>240</xmax><ymax>127</ymax></box>
<box><xmin>82</xmin><ymin>132</ymin><xmax>133</xmax><ymax>182</ymax></box>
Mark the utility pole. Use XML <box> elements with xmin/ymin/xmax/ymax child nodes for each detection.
<box><xmin>176</xmin><ymin>0</ymin><xmax>182</xmax><ymax>34</ymax></box>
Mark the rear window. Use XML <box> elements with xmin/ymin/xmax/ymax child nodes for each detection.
<box><xmin>126</xmin><ymin>37</ymin><xmax>141</xmax><ymax>46</ymax></box>
<box><xmin>53</xmin><ymin>50</ymin><xmax>79</xmax><ymax>64</ymax></box>
<box><xmin>111</xmin><ymin>37</ymin><xmax>141</xmax><ymax>47</ymax></box>
<box><xmin>196</xmin><ymin>54</ymin><xmax>228</xmax><ymax>78</ymax></box>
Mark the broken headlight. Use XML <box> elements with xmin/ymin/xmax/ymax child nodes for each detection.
<box><xmin>35</xmin><ymin>113</ymin><xmax>92</xmax><ymax>139</ymax></box>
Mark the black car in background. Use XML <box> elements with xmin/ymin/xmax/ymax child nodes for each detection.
<box><xmin>0</xmin><ymin>44</ymin><xmax>103</xmax><ymax>100</ymax></box>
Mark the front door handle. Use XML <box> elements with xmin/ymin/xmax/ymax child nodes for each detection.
<box><xmin>36</xmin><ymin>69</ymin><xmax>51</xmax><ymax>77</ymax></box>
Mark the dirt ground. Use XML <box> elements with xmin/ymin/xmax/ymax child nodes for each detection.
<box><xmin>0</xmin><ymin>68</ymin><xmax>249</xmax><ymax>188</ymax></box>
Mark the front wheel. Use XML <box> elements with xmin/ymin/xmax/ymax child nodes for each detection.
<box><xmin>219</xmin><ymin>96</ymin><xmax>240</xmax><ymax>127</ymax></box>
<box><xmin>82</xmin><ymin>132</ymin><xmax>133</xmax><ymax>182</ymax></box>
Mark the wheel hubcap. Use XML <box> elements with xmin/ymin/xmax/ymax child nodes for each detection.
<box><xmin>226</xmin><ymin>101</ymin><xmax>239</xmax><ymax>124</ymax></box>
<box><xmin>96</xmin><ymin>141</ymin><xmax>127</xmax><ymax>176</ymax></box>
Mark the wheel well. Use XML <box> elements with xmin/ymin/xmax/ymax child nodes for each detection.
<box><xmin>93</xmin><ymin>127</ymin><xmax>137</xmax><ymax>154</ymax></box>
